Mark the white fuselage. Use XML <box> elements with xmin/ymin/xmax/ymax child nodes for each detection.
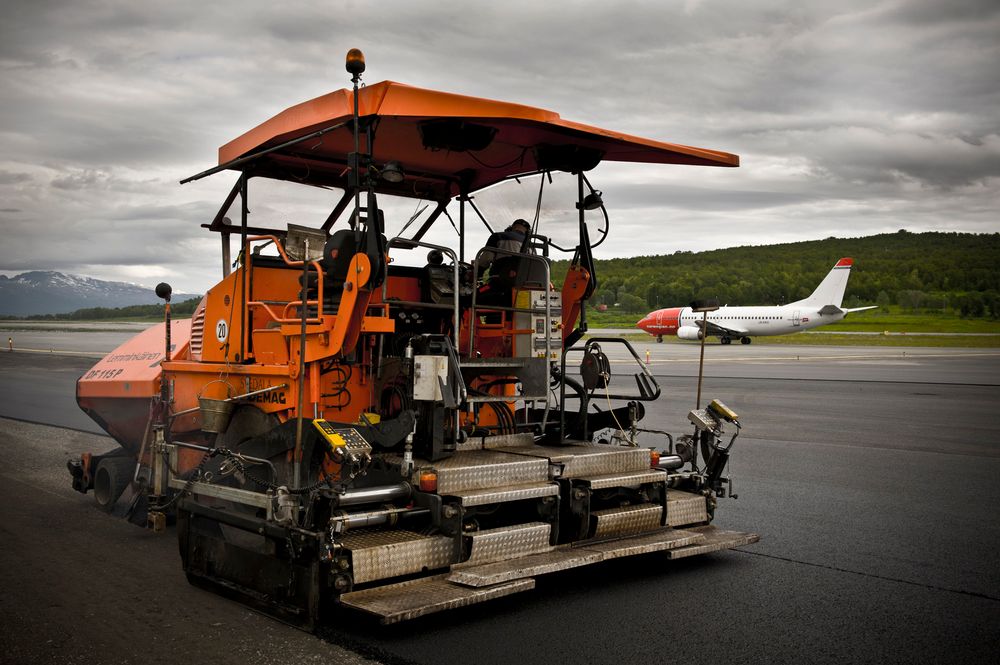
<box><xmin>675</xmin><ymin>304</ymin><xmax>845</xmax><ymax>337</ymax></box>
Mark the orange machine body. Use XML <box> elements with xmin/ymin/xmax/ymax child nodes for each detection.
<box><xmin>76</xmin><ymin>319</ymin><xmax>191</xmax><ymax>453</ymax></box>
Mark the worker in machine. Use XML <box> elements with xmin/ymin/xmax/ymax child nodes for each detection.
<box><xmin>478</xmin><ymin>218</ymin><xmax>534</xmax><ymax>278</ymax></box>
<box><xmin>476</xmin><ymin>218</ymin><xmax>534</xmax><ymax>305</ymax></box>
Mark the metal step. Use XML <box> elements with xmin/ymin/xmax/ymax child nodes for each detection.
<box><xmin>455</xmin><ymin>432</ymin><xmax>535</xmax><ymax>452</ymax></box>
<box><xmin>579</xmin><ymin>527</ymin><xmax>704</xmax><ymax>560</ymax></box>
<box><xmin>665</xmin><ymin>525</ymin><xmax>760</xmax><ymax>559</ymax></box>
<box><xmin>457</xmin><ymin>522</ymin><xmax>553</xmax><ymax>568</ymax></box>
<box><xmin>444</xmin><ymin>481</ymin><xmax>559</xmax><ymax>507</ymax></box>
<box><xmin>433</xmin><ymin>449</ymin><xmax>551</xmax><ymax>494</ymax></box>
<box><xmin>591</xmin><ymin>504</ymin><xmax>663</xmax><ymax>539</ymax></box>
<box><xmin>499</xmin><ymin>444</ymin><xmax>652</xmax><ymax>478</ymax></box>
<box><xmin>342</xmin><ymin>529</ymin><xmax>457</xmax><ymax>584</ymax></box>
<box><xmin>340</xmin><ymin>574</ymin><xmax>535</xmax><ymax>624</ymax></box>
<box><xmin>448</xmin><ymin>522</ymin><xmax>717</xmax><ymax>588</ymax></box>
<box><xmin>578</xmin><ymin>469</ymin><xmax>667</xmax><ymax>490</ymax></box>
<box><xmin>667</xmin><ymin>490</ymin><xmax>709</xmax><ymax>527</ymax></box>
<box><xmin>449</xmin><ymin>548</ymin><xmax>604</xmax><ymax>587</ymax></box>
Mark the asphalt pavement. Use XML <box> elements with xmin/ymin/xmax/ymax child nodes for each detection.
<box><xmin>1</xmin><ymin>338</ymin><xmax>998</xmax><ymax>664</ymax></box>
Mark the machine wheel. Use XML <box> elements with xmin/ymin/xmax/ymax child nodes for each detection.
<box><xmin>656</xmin><ymin>335</ymin><xmax>663</xmax><ymax>343</ymax></box>
<box><xmin>94</xmin><ymin>456</ymin><xmax>134</xmax><ymax>512</ymax></box>
<box><xmin>721</xmin><ymin>336</ymin><xmax>731</xmax><ymax>345</ymax></box>
<box><xmin>741</xmin><ymin>337</ymin><xmax>752</xmax><ymax>345</ymax></box>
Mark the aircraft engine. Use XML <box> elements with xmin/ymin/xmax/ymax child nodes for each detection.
<box><xmin>677</xmin><ymin>326</ymin><xmax>704</xmax><ymax>341</ymax></box>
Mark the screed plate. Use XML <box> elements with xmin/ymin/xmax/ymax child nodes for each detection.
<box><xmin>665</xmin><ymin>525</ymin><xmax>760</xmax><ymax>559</ymax></box>
<box><xmin>341</xmin><ymin>574</ymin><xmax>534</xmax><ymax>624</ymax></box>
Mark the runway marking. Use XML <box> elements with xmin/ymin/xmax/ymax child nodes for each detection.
<box><xmin>643</xmin><ymin>375</ymin><xmax>1000</xmax><ymax>388</ymax></box>
<box><xmin>735</xmin><ymin>549</ymin><xmax>1000</xmax><ymax>603</ymax></box>
<box><xmin>3</xmin><ymin>347</ymin><xmax>105</xmax><ymax>358</ymax></box>
<box><xmin>614</xmin><ymin>351</ymin><xmax>1000</xmax><ymax>365</ymax></box>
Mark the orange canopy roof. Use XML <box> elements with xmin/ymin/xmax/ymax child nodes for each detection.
<box><xmin>217</xmin><ymin>80</ymin><xmax>738</xmax><ymax>200</ymax></box>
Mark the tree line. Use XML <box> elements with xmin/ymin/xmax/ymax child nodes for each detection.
<box><xmin>20</xmin><ymin>297</ymin><xmax>202</xmax><ymax>321</ymax></box>
<box><xmin>552</xmin><ymin>230</ymin><xmax>1000</xmax><ymax>317</ymax></box>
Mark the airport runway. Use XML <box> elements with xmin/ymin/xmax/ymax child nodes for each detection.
<box><xmin>0</xmin><ymin>337</ymin><xmax>998</xmax><ymax>664</ymax></box>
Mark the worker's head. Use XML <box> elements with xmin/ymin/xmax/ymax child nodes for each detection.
<box><xmin>510</xmin><ymin>219</ymin><xmax>530</xmax><ymax>235</ymax></box>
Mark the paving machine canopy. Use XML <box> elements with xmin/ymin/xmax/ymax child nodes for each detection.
<box><xmin>189</xmin><ymin>79</ymin><xmax>737</xmax><ymax>202</ymax></box>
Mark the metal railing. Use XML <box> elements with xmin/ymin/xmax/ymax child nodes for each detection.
<box><xmin>243</xmin><ymin>234</ymin><xmax>326</xmax><ymax>326</ymax></box>
<box><xmin>381</xmin><ymin>237</ymin><xmax>462</xmax><ymax>350</ymax></box>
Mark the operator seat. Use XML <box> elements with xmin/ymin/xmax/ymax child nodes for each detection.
<box><xmin>301</xmin><ymin>229</ymin><xmax>357</xmax><ymax>316</ymax></box>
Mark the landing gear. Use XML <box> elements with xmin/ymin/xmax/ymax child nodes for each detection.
<box><xmin>741</xmin><ymin>337</ymin><xmax>752</xmax><ymax>345</ymax></box>
<box><xmin>720</xmin><ymin>336</ymin><xmax>731</xmax><ymax>345</ymax></box>
<box><xmin>656</xmin><ymin>335</ymin><xmax>663</xmax><ymax>343</ymax></box>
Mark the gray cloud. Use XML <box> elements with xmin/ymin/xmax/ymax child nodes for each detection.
<box><xmin>0</xmin><ymin>171</ymin><xmax>33</xmax><ymax>185</ymax></box>
<box><xmin>1</xmin><ymin>0</ymin><xmax>998</xmax><ymax>293</ymax></box>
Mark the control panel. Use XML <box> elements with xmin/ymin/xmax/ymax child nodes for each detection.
<box><xmin>514</xmin><ymin>289</ymin><xmax>562</xmax><ymax>361</ymax></box>
<box><xmin>312</xmin><ymin>419</ymin><xmax>373</xmax><ymax>464</ymax></box>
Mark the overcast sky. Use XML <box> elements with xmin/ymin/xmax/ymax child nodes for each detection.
<box><xmin>1</xmin><ymin>0</ymin><xmax>998</xmax><ymax>293</ymax></box>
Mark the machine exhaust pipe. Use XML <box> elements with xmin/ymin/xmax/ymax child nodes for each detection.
<box><xmin>336</xmin><ymin>482</ymin><xmax>412</xmax><ymax>508</ymax></box>
<box><xmin>332</xmin><ymin>506</ymin><xmax>427</xmax><ymax>530</ymax></box>
<box><xmin>654</xmin><ymin>454</ymin><xmax>685</xmax><ymax>471</ymax></box>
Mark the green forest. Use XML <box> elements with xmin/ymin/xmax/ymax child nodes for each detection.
<box><xmin>553</xmin><ymin>230</ymin><xmax>1000</xmax><ymax>318</ymax></box>
<box><xmin>22</xmin><ymin>297</ymin><xmax>202</xmax><ymax>321</ymax></box>
<box><xmin>16</xmin><ymin>230</ymin><xmax>1000</xmax><ymax>322</ymax></box>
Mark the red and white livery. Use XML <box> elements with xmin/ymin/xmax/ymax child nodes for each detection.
<box><xmin>637</xmin><ymin>258</ymin><xmax>876</xmax><ymax>344</ymax></box>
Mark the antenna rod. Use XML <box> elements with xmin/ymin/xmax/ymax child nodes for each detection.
<box><xmin>689</xmin><ymin>299</ymin><xmax>719</xmax><ymax>409</ymax></box>
<box><xmin>346</xmin><ymin>48</ymin><xmax>366</xmax><ymax>234</ymax></box>
<box><xmin>155</xmin><ymin>282</ymin><xmax>173</xmax><ymax>417</ymax></box>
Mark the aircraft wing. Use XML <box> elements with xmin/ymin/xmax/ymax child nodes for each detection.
<box><xmin>819</xmin><ymin>304</ymin><xmax>878</xmax><ymax>316</ymax></box>
<box><xmin>698</xmin><ymin>320</ymin><xmax>749</xmax><ymax>337</ymax></box>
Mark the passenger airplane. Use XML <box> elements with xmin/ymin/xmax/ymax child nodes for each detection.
<box><xmin>636</xmin><ymin>258</ymin><xmax>877</xmax><ymax>344</ymax></box>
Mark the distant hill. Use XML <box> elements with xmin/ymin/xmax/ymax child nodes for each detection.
<box><xmin>5</xmin><ymin>231</ymin><xmax>997</xmax><ymax>318</ymax></box>
<box><xmin>0</xmin><ymin>271</ymin><xmax>200</xmax><ymax>317</ymax></box>
<box><xmin>552</xmin><ymin>230</ymin><xmax>1000</xmax><ymax>316</ymax></box>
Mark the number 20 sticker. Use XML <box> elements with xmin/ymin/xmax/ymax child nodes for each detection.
<box><xmin>215</xmin><ymin>319</ymin><xmax>229</xmax><ymax>343</ymax></box>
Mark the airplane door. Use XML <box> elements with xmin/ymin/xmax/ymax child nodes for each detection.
<box><xmin>792</xmin><ymin>310</ymin><xmax>801</xmax><ymax>326</ymax></box>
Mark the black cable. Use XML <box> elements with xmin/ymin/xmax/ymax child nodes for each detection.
<box><xmin>148</xmin><ymin>447</ymin><xmax>213</xmax><ymax>512</ymax></box>
<box><xmin>465</xmin><ymin>146</ymin><xmax>529</xmax><ymax>170</ymax></box>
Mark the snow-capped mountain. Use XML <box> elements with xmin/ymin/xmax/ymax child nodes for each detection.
<box><xmin>0</xmin><ymin>271</ymin><xmax>200</xmax><ymax>316</ymax></box>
